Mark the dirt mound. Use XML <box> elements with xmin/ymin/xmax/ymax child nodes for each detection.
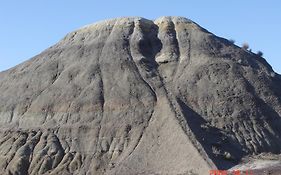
<box><xmin>0</xmin><ymin>17</ymin><xmax>280</xmax><ymax>175</ymax></box>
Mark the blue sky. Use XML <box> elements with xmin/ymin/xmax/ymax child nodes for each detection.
<box><xmin>1</xmin><ymin>0</ymin><xmax>281</xmax><ymax>73</ymax></box>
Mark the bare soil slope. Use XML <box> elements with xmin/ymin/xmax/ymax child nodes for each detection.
<box><xmin>0</xmin><ymin>17</ymin><xmax>281</xmax><ymax>175</ymax></box>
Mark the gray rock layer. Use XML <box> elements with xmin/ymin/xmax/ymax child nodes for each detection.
<box><xmin>0</xmin><ymin>16</ymin><xmax>281</xmax><ymax>175</ymax></box>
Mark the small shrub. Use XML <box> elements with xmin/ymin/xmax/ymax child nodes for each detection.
<box><xmin>242</xmin><ymin>43</ymin><xmax>249</xmax><ymax>50</ymax></box>
<box><xmin>200</xmin><ymin>123</ymin><xmax>209</xmax><ymax>130</ymax></box>
<box><xmin>257</xmin><ymin>51</ymin><xmax>263</xmax><ymax>57</ymax></box>
<box><xmin>223</xmin><ymin>151</ymin><xmax>233</xmax><ymax>160</ymax></box>
<box><xmin>229</xmin><ymin>39</ymin><xmax>235</xmax><ymax>44</ymax></box>
<box><xmin>212</xmin><ymin>146</ymin><xmax>220</xmax><ymax>155</ymax></box>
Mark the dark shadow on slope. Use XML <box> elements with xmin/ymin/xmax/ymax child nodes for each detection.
<box><xmin>176</xmin><ymin>98</ymin><xmax>245</xmax><ymax>169</ymax></box>
<box><xmin>270</xmin><ymin>73</ymin><xmax>281</xmax><ymax>105</ymax></box>
<box><xmin>243</xmin><ymin>78</ymin><xmax>281</xmax><ymax>153</ymax></box>
<box><xmin>137</xmin><ymin>18</ymin><xmax>162</xmax><ymax>72</ymax></box>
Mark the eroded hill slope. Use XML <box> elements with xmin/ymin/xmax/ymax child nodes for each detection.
<box><xmin>0</xmin><ymin>17</ymin><xmax>280</xmax><ymax>175</ymax></box>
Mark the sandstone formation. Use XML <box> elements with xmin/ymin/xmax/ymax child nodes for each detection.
<box><xmin>0</xmin><ymin>17</ymin><xmax>280</xmax><ymax>175</ymax></box>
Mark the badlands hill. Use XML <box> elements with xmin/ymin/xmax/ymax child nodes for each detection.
<box><xmin>0</xmin><ymin>17</ymin><xmax>281</xmax><ymax>175</ymax></box>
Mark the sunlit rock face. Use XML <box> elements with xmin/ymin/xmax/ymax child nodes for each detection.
<box><xmin>0</xmin><ymin>16</ymin><xmax>280</xmax><ymax>175</ymax></box>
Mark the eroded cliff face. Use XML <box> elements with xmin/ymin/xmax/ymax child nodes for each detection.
<box><xmin>0</xmin><ymin>16</ymin><xmax>280</xmax><ymax>175</ymax></box>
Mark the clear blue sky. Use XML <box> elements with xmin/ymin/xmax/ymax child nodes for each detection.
<box><xmin>1</xmin><ymin>0</ymin><xmax>281</xmax><ymax>73</ymax></box>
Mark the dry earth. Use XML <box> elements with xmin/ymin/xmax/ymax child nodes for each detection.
<box><xmin>0</xmin><ymin>17</ymin><xmax>281</xmax><ymax>175</ymax></box>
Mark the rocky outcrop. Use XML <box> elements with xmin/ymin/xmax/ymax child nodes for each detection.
<box><xmin>0</xmin><ymin>16</ymin><xmax>280</xmax><ymax>175</ymax></box>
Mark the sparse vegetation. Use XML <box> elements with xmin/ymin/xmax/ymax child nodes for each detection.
<box><xmin>271</xmin><ymin>72</ymin><xmax>276</xmax><ymax>78</ymax></box>
<box><xmin>242</xmin><ymin>43</ymin><xmax>249</xmax><ymax>50</ymax></box>
<box><xmin>200</xmin><ymin>123</ymin><xmax>209</xmax><ymax>130</ymax></box>
<box><xmin>212</xmin><ymin>146</ymin><xmax>220</xmax><ymax>155</ymax></box>
<box><xmin>229</xmin><ymin>39</ymin><xmax>235</xmax><ymax>44</ymax></box>
<box><xmin>257</xmin><ymin>51</ymin><xmax>263</xmax><ymax>57</ymax></box>
<box><xmin>223</xmin><ymin>151</ymin><xmax>233</xmax><ymax>160</ymax></box>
